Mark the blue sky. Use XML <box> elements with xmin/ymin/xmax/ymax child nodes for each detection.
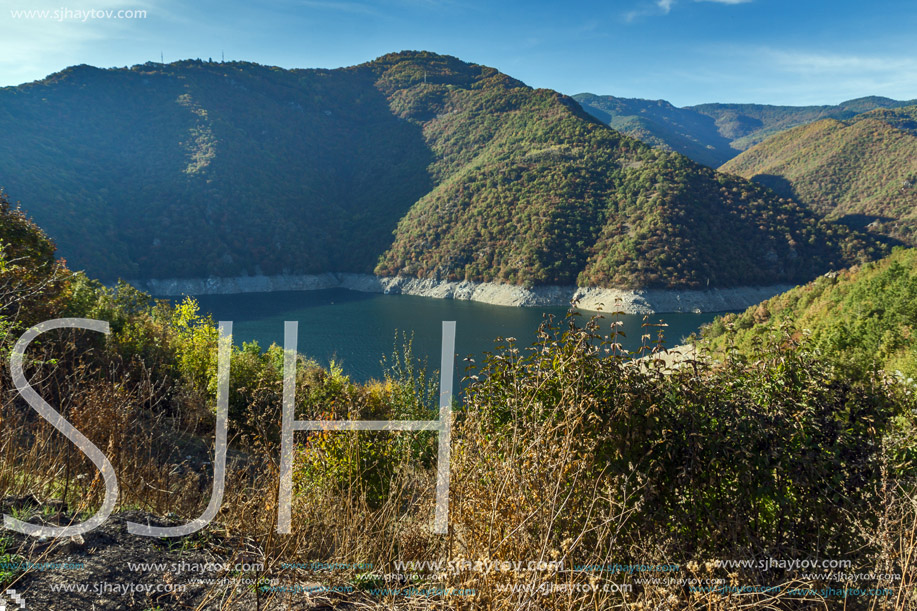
<box><xmin>1</xmin><ymin>0</ymin><xmax>915</xmax><ymax>105</ymax></box>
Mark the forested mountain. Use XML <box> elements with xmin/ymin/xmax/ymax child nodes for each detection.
<box><xmin>571</xmin><ymin>93</ymin><xmax>736</xmax><ymax>167</ymax></box>
<box><xmin>0</xmin><ymin>54</ymin><xmax>446</xmax><ymax>280</ymax></box>
<box><xmin>691</xmin><ymin>97</ymin><xmax>916</xmax><ymax>151</ymax></box>
<box><xmin>0</xmin><ymin>52</ymin><xmax>884</xmax><ymax>289</ymax></box>
<box><xmin>703</xmin><ymin>246</ymin><xmax>917</xmax><ymax>378</ymax></box>
<box><xmin>574</xmin><ymin>93</ymin><xmax>915</xmax><ymax>167</ymax></box>
<box><xmin>720</xmin><ymin>106</ymin><xmax>917</xmax><ymax>245</ymax></box>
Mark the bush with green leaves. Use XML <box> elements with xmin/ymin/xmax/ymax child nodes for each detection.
<box><xmin>704</xmin><ymin>246</ymin><xmax>917</xmax><ymax>379</ymax></box>
<box><xmin>457</xmin><ymin>312</ymin><xmax>916</xmax><ymax>563</ymax></box>
<box><xmin>292</xmin><ymin>338</ymin><xmax>441</xmax><ymax>508</ymax></box>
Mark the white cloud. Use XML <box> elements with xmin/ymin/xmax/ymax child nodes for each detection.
<box><xmin>712</xmin><ymin>47</ymin><xmax>917</xmax><ymax>104</ymax></box>
<box><xmin>626</xmin><ymin>0</ymin><xmax>750</xmax><ymax>22</ymax></box>
<box><xmin>766</xmin><ymin>49</ymin><xmax>917</xmax><ymax>75</ymax></box>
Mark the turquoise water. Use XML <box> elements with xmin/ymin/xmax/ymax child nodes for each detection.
<box><xmin>193</xmin><ymin>289</ymin><xmax>718</xmax><ymax>382</ymax></box>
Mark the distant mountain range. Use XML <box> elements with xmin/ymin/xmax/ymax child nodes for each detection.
<box><xmin>721</xmin><ymin>106</ymin><xmax>917</xmax><ymax>245</ymax></box>
<box><xmin>0</xmin><ymin>52</ymin><xmax>885</xmax><ymax>290</ymax></box>
<box><xmin>574</xmin><ymin>93</ymin><xmax>917</xmax><ymax>167</ymax></box>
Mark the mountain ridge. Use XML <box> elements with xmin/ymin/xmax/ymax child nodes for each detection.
<box><xmin>719</xmin><ymin>105</ymin><xmax>917</xmax><ymax>245</ymax></box>
<box><xmin>574</xmin><ymin>93</ymin><xmax>917</xmax><ymax>167</ymax></box>
<box><xmin>0</xmin><ymin>51</ymin><xmax>886</xmax><ymax>291</ymax></box>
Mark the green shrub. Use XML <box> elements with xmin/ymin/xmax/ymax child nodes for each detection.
<box><xmin>458</xmin><ymin>313</ymin><xmax>914</xmax><ymax>561</ymax></box>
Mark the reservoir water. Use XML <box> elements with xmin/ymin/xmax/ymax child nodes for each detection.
<box><xmin>193</xmin><ymin>288</ymin><xmax>719</xmax><ymax>382</ymax></box>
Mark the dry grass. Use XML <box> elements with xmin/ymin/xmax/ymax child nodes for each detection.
<box><xmin>1</xmin><ymin>320</ymin><xmax>915</xmax><ymax>611</ymax></box>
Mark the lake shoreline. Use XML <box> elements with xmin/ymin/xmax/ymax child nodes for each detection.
<box><xmin>128</xmin><ymin>273</ymin><xmax>793</xmax><ymax>314</ymax></box>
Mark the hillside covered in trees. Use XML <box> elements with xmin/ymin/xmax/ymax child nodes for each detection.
<box><xmin>0</xmin><ymin>52</ymin><xmax>885</xmax><ymax>290</ymax></box>
<box><xmin>574</xmin><ymin>93</ymin><xmax>915</xmax><ymax>167</ymax></box>
<box><xmin>703</xmin><ymin>246</ymin><xmax>917</xmax><ymax>378</ymax></box>
<box><xmin>572</xmin><ymin>93</ymin><xmax>738</xmax><ymax>167</ymax></box>
<box><xmin>720</xmin><ymin>106</ymin><xmax>917</xmax><ymax>245</ymax></box>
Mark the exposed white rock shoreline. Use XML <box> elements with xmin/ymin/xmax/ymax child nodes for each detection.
<box><xmin>128</xmin><ymin>273</ymin><xmax>794</xmax><ymax>314</ymax></box>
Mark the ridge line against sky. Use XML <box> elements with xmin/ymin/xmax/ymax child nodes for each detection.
<box><xmin>1</xmin><ymin>0</ymin><xmax>915</xmax><ymax>106</ymax></box>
